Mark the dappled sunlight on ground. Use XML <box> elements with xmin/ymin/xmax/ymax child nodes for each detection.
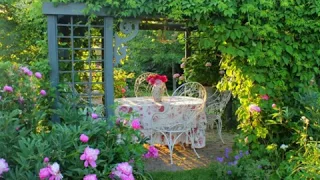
<box><xmin>144</xmin><ymin>130</ymin><xmax>235</xmax><ymax>172</ymax></box>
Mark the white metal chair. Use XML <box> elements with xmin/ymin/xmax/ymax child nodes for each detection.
<box><xmin>205</xmin><ymin>90</ymin><xmax>231</xmax><ymax>144</ymax></box>
<box><xmin>172</xmin><ymin>82</ymin><xmax>207</xmax><ymax>111</ymax></box>
<box><xmin>151</xmin><ymin>106</ymin><xmax>200</xmax><ymax>164</ymax></box>
<box><xmin>134</xmin><ymin>72</ymin><xmax>169</xmax><ymax>97</ymax></box>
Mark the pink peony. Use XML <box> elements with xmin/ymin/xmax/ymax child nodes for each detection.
<box><xmin>91</xmin><ymin>113</ymin><xmax>98</xmax><ymax>119</ymax></box>
<box><xmin>80</xmin><ymin>146</ymin><xmax>100</xmax><ymax>168</ymax></box>
<box><xmin>80</xmin><ymin>134</ymin><xmax>89</xmax><ymax>143</ymax></box>
<box><xmin>260</xmin><ymin>94</ymin><xmax>269</xmax><ymax>100</ymax></box>
<box><xmin>48</xmin><ymin>162</ymin><xmax>63</xmax><ymax>180</ymax></box>
<box><xmin>249</xmin><ymin>104</ymin><xmax>261</xmax><ymax>113</ymax></box>
<box><xmin>0</xmin><ymin>158</ymin><xmax>9</xmax><ymax>176</ymax></box>
<box><xmin>44</xmin><ymin>157</ymin><xmax>50</xmax><ymax>163</ymax></box>
<box><xmin>272</xmin><ymin>103</ymin><xmax>276</xmax><ymax>108</ymax></box>
<box><xmin>116</xmin><ymin>162</ymin><xmax>133</xmax><ymax>176</ymax></box>
<box><xmin>83</xmin><ymin>174</ymin><xmax>98</xmax><ymax>180</ymax></box>
<box><xmin>180</xmin><ymin>63</ymin><xmax>185</xmax><ymax>68</ymax></box>
<box><xmin>173</xmin><ymin>73</ymin><xmax>180</xmax><ymax>79</ymax></box>
<box><xmin>111</xmin><ymin>162</ymin><xmax>134</xmax><ymax>180</ymax></box>
<box><xmin>40</xmin><ymin>90</ymin><xmax>47</xmax><ymax>96</ymax></box>
<box><xmin>144</xmin><ymin>146</ymin><xmax>159</xmax><ymax>158</ymax></box>
<box><xmin>3</xmin><ymin>85</ymin><xmax>13</xmax><ymax>92</ymax></box>
<box><xmin>131</xmin><ymin>119</ymin><xmax>141</xmax><ymax>130</ymax></box>
<box><xmin>20</xmin><ymin>67</ymin><xmax>32</xmax><ymax>76</ymax></box>
<box><xmin>35</xmin><ymin>72</ymin><xmax>42</xmax><ymax>79</ymax></box>
<box><xmin>205</xmin><ymin>62</ymin><xmax>212</xmax><ymax>67</ymax></box>
<box><xmin>39</xmin><ymin>167</ymin><xmax>51</xmax><ymax>180</ymax></box>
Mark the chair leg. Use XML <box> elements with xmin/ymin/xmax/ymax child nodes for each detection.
<box><xmin>188</xmin><ymin>129</ymin><xmax>200</xmax><ymax>158</ymax></box>
<box><xmin>217</xmin><ymin>117</ymin><xmax>225</xmax><ymax>144</ymax></box>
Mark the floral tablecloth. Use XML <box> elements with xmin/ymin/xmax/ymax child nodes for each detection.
<box><xmin>115</xmin><ymin>96</ymin><xmax>207</xmax><ymax>148</ymax></box>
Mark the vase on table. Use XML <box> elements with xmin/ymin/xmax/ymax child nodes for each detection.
<box><xmin>152</xmin><ymin>83</ymin><xmax>163</xmax><ymax>102</ymax></box>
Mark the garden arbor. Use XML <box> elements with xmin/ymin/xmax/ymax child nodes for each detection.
<box><xmin>42</xmin><ymin>2</ymin><xmax>190</xmax><ymax>121</ymax></box>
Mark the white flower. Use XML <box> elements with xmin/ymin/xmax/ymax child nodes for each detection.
<box><xmin>280</xmin><ymin>144</ymin><xmax>289</xmax><ymax>150</ymax></box>
<box><xmin>49</xmin><ymin>162</ymin><xmax>63</xmax><ymax>179</ymax></box>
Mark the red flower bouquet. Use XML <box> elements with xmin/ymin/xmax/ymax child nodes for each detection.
<box><xmin>146</xmin><ymin>74</ymin><xmax>168</xmax><ymax>85</ymax></box>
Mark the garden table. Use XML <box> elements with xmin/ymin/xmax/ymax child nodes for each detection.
<box><xmin>115</xmin><ymin>96</ymin><xmax>207</xmax><ymax>148</ymax></box>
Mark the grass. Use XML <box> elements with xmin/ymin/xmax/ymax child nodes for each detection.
<box><xmin>149</xmin><ymin>167</ymin><xmax>213</xmax><ymax>180</ymax></box>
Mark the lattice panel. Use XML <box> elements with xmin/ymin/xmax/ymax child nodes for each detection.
<box><xmin>57</xmin><ymin>15</ymin><xmax>105</xmax><ymax>106</ymax></box>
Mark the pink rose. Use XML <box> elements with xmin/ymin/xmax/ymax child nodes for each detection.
<box><xmin>35</xmin><ymin>72</ymin><xmax>42</xmax><ymax>79</ymax></box>
<box><xmin>121</xmin><ymin>88</ymin><xmax>126</xmax><ymax>94</ymax></box>
<box><xmin>80</xmin><ymin>146</ymin><xmax>100</xmax><ymax>168</ymax></box>
<box><xmin>0</xmin><ymin>158</ymin><xmax>9</xmax><ymax>176</ymax></box>
<box><xmin>249</xmin><ymin>104</ymin><xmax>261</xmax><ymax>113</ymax></box>
<box><xmin>39</xmin><ymin>167</ymin><xmax>51</xmax><ymax>179</ymax></box>
<box><xmin>260</xmin><ymin>94</ymin><xmax>269</xmax><ymax>100</ymax></box>
<box><xmin>173</xmin><ymin>73</ymin><xmax>180</xmax><ymax>79</ymax></box>
<box><xmin>205</xmin><ymin>62</ymin><xmax>212</xmax><ymax>67</ymax></box>
<box><xmin>3</xmin><ymin>85</ymin><xmax>13</xmax><ymax>92</ymax></box>
<box><xmin>272</xmin><ymin>103</ymin><xmax>276</xmax><ymax>108</ymax></box>
<box><xmin>80</xmin><ymin>134</ymin><xmax>89</xmax><ymax>143</ymax></box>
<box><xmin>40</xmin><ymin>90</ymin><xmax>47</xmax><ymax>96</ymax></box>
<box><xmin>91</xmin><ymin>113</ymin><xmax>98</xmax><ymax>119</ymax></box>
<box><xmin>131</xmin><ymin>119</ymin><xmax>141</xmax><ymax>130</ymax></box>
<box><xmin>83</xmin><ymin>174</ymin><xmax>98</xmax><ymax>180</ymax></box>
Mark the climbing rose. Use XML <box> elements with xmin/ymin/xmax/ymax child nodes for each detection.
<box><xmin>180</xmin><ymin>63</ymin><xmax>185</xmax><ymax>68</ymax></box>
<box><xmin>80</xmin><ymin>146</ymin><xmax>100</xmax><ymax>168</ymax></box>
<box><xmin>35</xmin><ymin>72</ymin><xmax>42</xmax><ymax>79</ymax></box>
<box><xmin>272</xmin><ymin>103</ymin><xmax>276</xmax><ymax>108</ymax></box>
<box><xmin>249</xmin><ymin>104</ymin><xmax>261</xmax><ymax>113</ymax></box>
<box><xmin>260</xmin><ymin>94</ymin><xmax>269</xmax><ymax>100</ymax></box>
<box><xmin>0</xmin><ymin>158</ymin><xmax>9</xmax><ymax>176</ymax></box>
<box><xmin>80</xmin><ymin>134</ymin><xmax>89</xmax><ymax>143</ymax></box>
<box><xmin>131</xmin><ymin>119</ymin><xmax>141</xmax><ymax>130</ymax></box>
<box><xmin>3</xmin><ymin>85</ymin><xmax>13</xmax><ymax>92</ymax></box>
<box><xmin>173</xmin><ymin>73</ymin><xmax>180</xmax><ymax>78</ymax></box>
<box><xmin>144</xmin><ymin>146</ymin><xmax>159</xmax><ymax>158</ymax></box>
<box><xmin>205</xmin><ymin>62</ymin><xmax>212</xmax><ymax>67</ymax></box>
<box><xmin>121</xmin><ymin>88</ymin><xmax>126</xmax><ymax>94</ymax></box>
<box><xmin>91</xmin><ymin>113</ymin><xmax>98</xmax><ymax>119</ymax></box>
<box><xmin>179</xmin><ymin>75</ymin><xmax>185</xmax><ymax>81</ymax></box>
<box><xmin>40</xmin><ymin>90</ymin><xmax>47</xmax><ymax>96</ymax></box>
<box><xmin>83</xmin><ymin>174</ymin><xmax>98</xmax><ymax>180</ymax></box>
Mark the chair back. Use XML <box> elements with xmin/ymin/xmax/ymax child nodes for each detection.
<box><xmin>172</xmin><ymin>82</ymin><xmax>207</xmax><ymax>111</ymax></box>
<box><xmin>134</xmin><ymin>72</ymin><xmax>168</xmax><ymax>97</ymax></box>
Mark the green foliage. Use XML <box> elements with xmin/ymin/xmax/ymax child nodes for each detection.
<box><xmin>0</xmin><ymin>0</ymin><xmax>47</xmax><ymax>64</ymax></box>
<box><xmin>0</xmin><ymin>61</ymin><xmax>52</xmax><ymax>132</ymax></box>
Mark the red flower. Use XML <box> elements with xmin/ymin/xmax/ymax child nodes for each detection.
<box><xmin>146</xmin><ymin>74</ymin><xmax>168</xmax><ymax>85</ymax></box>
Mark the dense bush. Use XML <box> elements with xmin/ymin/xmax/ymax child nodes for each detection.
<box><xmin>0</xmin><ymin>62</ymin><xmax>155</xmax><ymax>179</ymax></box>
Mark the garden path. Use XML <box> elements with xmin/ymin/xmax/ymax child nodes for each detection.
<box><xmin>144</xmin><ymin>130</ymin><xmax>235</xmax><ymax>172</ymax></box>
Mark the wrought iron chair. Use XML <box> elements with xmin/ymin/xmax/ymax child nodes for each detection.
<box><xmin>205</xmin><ymin>90</ymin><xmax>231</xmax><ymax>144</ymax></box>
<box><xmin>172</xmin><ymin>82</ymin><xmax>207</xmax><ymax>111</ymax></box>
<box><xmin>151</xmin><ymin>106</ymin><xmax>200</xmax><ymax>164</ymax></box>
<box><xmin>134</xmin><ymin>72</ymin><xmax>169</xmax><ymax>97</ymax></box>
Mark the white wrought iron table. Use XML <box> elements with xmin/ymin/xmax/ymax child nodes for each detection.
<box><xmin>115</xmin><ymin>96</ymin><xmax>207</xmax><ymax>148</ymax></box>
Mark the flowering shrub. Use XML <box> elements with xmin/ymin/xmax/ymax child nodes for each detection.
<box><xmin>146</xmin><ymin>74</ymin><xmax>168</xmax><ymax>86</ymax></box>
<box><xmin>0</xmin><ymin>62</ymin><xmax>154</xmax><ymax>179</ymax></box>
